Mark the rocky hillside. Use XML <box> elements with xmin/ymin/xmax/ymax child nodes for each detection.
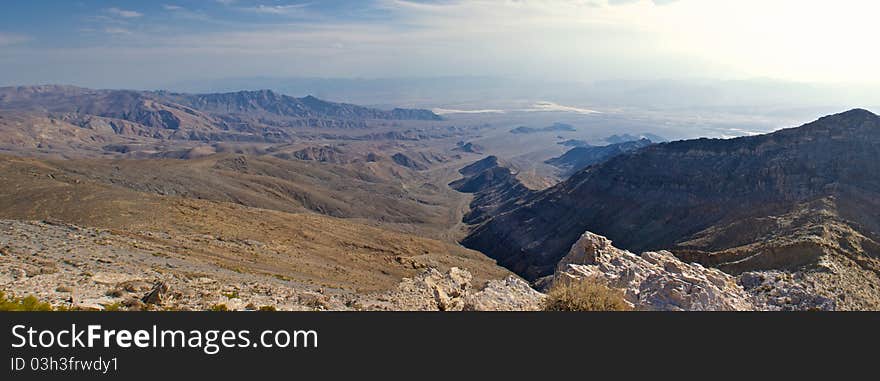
<box><xmin>0</xmin><ymin>220</ymin><xmax>536</xmax><ymax>311</ymax></box>
<box><xmin>0</xmin><ymin>153</ymin><xmax>513</xmax><ymax>294</ymax></box>
<box><xmin>449</xmin><ymin>156</ymin><xmax>532</xmax><ymax>224</ymax></box>
<box><xmin>463</xmin><ymin>109</ymin><xmax>880</xmax><ymax>308</ymax></box>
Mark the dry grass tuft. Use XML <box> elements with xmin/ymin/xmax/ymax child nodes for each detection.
<box><xmin>543</xmin><ymin>277</ymin><xmax>631</xmax><ymax>311</ymax></box>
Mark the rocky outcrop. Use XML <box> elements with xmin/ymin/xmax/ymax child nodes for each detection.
<box><xmin>464</xmin><ymin>276</ymin><xmax>545</xmax><ymax>311</ymax></box>
<box><xmin>738</xmin><ymin>271</ymin><xmax>835</xmax><ymax>311</ymax></box>
<box><xmin>549</xmin><ymin>231</ymin><xmax>848</xmax><ymax>311</ymax></box>
<box><xmin>551</xmin><ymin>232</ymin><xmax>756</xmax><ymax>311</ymax></box>
<box><xmin>354</xmin><ymin>268</ymin><xmax>543</xmax><ymax>311</ymax></box>
<box><xmin>141</xmin><ymin>282</ymin><xmax>170</xmax><ymax>305</ymax></box>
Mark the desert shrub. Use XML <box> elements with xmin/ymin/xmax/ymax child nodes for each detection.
<box><xmin>222</xmin><ymin>291</ymin><xmax>239</xmax><ymax>299</ymax></box>
<box><xmin>210</xmin><ymin>303</ymin><xmax>229</xmax><ymax>311</ymax></box>
<box><xmin>258</xmin><ymin>305</ymin><xmax>277</xmax><ymax>311</ymax></box>
<box><xmin>0</xmin><ymin>292</ymin><xmax>54</xmax><ymax>311</ymax></box>
<box><xmin>542</xmin><ymin>277</ymin><xmax>631</xmax><ymax>311</ymax></box>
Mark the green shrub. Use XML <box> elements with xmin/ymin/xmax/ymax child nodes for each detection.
<box><xmin>209</xmin><ymin>303</ymin><xmax>229</xmax><ymax>311</ymax></box>
<box><xmin>258</xmin><ymin>305</ymin><xmax>276</xmax><ymax>311</ymax></box>
<box><xmin>0</xmin><ymin>292</ymin><xmax>54</xmax><ymax>311</ymax></box>
<box><xmin>543</xmin><ymin>277</ymin><xmax>631</xmax><ymax>311</ymax></box>
<box><xmin>222</xmin><ymin>291</ymin><xmax>239</xmax><ymax>299</ymax></box>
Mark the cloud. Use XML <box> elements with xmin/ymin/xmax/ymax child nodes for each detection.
<box><xmin>3</xmin><ymin>0</ymin><xmax>879</xmax><ymax>89</ymax></box>
<box><xmin>239</xmin><ymin>4</ymin><xmax>311</xmax><ymax>15</ymax></box>
<box><xmin>163</xmin><ymin>5</ymin><xmax>184</xmax><ymax>11</ymax></box>
<box><xmin>105</xmin><ymin>7</ymin><xmax>143</xmax><ymax>18</ymax></box>
<box><xmin>0</xmin><ymin>33</ymin><xmax>30</xmax><ymax>46</ymax></box>
<box><xmin>104</xmin><ymin>27</ymin><xmax>132</xmax><ymax>35</ymax></box>
<box><xmin>608</xmin><ymin>0</ymin><xmax>678</xmax><ymax>5</ymax></box>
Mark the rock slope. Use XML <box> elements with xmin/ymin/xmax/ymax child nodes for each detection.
<box><xmin>549</xmin><ymin>231</ymin><xmax>836</xmax><ymax>311</ymax></box>
<box><xmin>449</xmin><ymin>156</ymin><xmax>533</xmax><ymax>224</ymax></box>
<box><xmin>0</xmin><ymin>220</ymin><xmax>538</xmax><ymax>311</ymax></box>
<box><xmin>464</xmin><ymin>109</ymin><xmax>880</xmax><ymax>300</ymax></box>
<box><xmin>353</xmin><ymin>268</ymin><xmax>544</xmax><ymax>311</ymax></box>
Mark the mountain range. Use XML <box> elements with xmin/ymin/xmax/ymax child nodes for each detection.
<box><xmin>0</xmin><ymin>85</ymin><xmax>440</xmax><ymax>145</ymax></box>
<box><xmin>3</xmin><ymin>84</ymin><xmax>880</xmax><ymax>310</ymax></box>
<box><xmin>462</xmin><ymin>109</ymin><xmax>880</xmax><ymax>309</ymax></box>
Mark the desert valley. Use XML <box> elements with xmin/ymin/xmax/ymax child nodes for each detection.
<box><xmin>0</xmin><ymin>84</ymin><xmax>877</xmax><ymax>311</ymax></box>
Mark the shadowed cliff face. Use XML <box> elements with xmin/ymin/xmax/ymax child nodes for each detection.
<box><xmin>463</xmin><ymin>109</ymin><xmax>880</xmax><ymax>281</ymax></box>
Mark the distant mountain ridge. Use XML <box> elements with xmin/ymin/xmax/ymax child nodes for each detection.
<box><xmin>510</xmin><ymin>123</ymin><xmax>577</xmax><ymax>134</ymax></box>
<box><xmin>162</xmin><ymin>89</ymin><xmax>441</xmax><ymax>121</ymax></box>
<box><xmin>545</xmin><ymin>138</ymin><xmax>654</xmax><ymax>177</ymax></box>
<box><xmin>0</xmin><ymin>85</ymin><xmax>441</xmax><ymax>144</ymax></box>
<box><xmin>605</xmin><ymin>133</ymin><xmax>666</xmax><ymax>144</ymax></box>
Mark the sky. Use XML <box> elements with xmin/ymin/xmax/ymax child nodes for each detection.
<box><xmin>1</xmin><ymin>0</ymin><xmax>879</xmax><ymax>90</ymax></box>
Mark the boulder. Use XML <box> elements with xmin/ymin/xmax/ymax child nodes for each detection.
<box><xmin>142</xmin><ymin>282</ymin><xmax>170</xmax><ymax>305</ymax></box>
<box><xmin>738</xmin><ymin>271</ymin><xmax>835</xmax><ymax>311</ymax></box>
<box><xmin>355</xmin><ymin>268</ymin><xmax>543</xmax><ymax>311</ymax></box>
<box><xmin>553</xmin><ymin>232</ymin><xmax>756</xmax><ymax>311</ymax></box>
<box><xmin>464</xmin><ymin>276</ymin><xmax>544</xmax><ymax>311</ymax></box>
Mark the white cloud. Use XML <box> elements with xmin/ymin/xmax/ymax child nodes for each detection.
<box><xmin>239</xmin><ymin>4</ymin><xmax>311</xmax><ymax>15</ymax></box>
<box><xmin>163</xmin><ymin>5</ymin><xmax>184</xmax><ymax>11</ymax></box>
<box><xmin>105</xmin><ymin>7</ymin><xmax>143</xmax><ymax>19</ymax></box>
<box><xmin>0</xmin><ymin>33</ymin><xmax>30</xmax><ymax>46</ymax></box>
<box><xmin>372</xmin><ymin>0</ymin><xmax>880</xmax><ymax>83</ymax></box>
<box><xmin>5</xmin><ymin>0</ymin><xmax>880</xmax><ymax>88</ymax></box>
<box><xmin>104</xmin><ymin>27</ymin><xmax>132</xmax><ymax>35</ymax></box>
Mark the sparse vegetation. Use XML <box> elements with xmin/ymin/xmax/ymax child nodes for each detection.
<box><xmin>222</xmin><ymin>291</ymin><xmax>240</xmax><ymax>299</ymax></box>
<box><xmin>0</xmin><ymin>292</ymin><xmax>54</xmax><ymax>311</ymax></box>
<box><xmin>210</xmin><ymin>303</ymin><xmax>229</xmax><ymax>311</ymax></box>
<box><xmin>542</xmin><ymin>277</ymin><xmax>631</xmax><ymax>311</ymax></box>
<box><xmin>258</xmin><ymin>305</ymin><xmax>277</xmax><ymax>311</ymax></box>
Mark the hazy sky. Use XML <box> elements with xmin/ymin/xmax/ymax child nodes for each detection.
<box><xmin>1</xmin><ymin>0</ymin><xmax>879</xmax><ymax>89</ymax></box>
